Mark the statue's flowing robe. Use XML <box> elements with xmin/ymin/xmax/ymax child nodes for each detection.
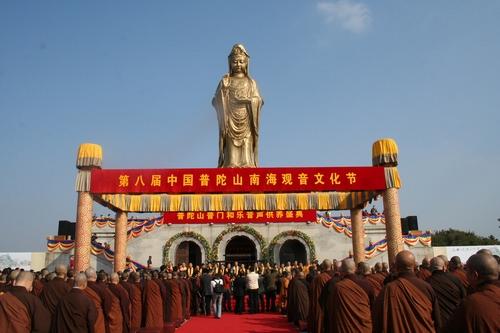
<box><xmin>212</xmin><ymin>74</ymin><xmax>263</xmax><ymax>168</ymax></box>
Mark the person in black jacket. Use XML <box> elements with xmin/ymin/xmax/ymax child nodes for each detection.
<box><xmin>233</xmin><ymin>271</ymin><xmax>246</xmax><ymax>314</ymax></box>
<box><xmin>201</xmin><ymin>269</ymin><xmax>213</xmax><ymax>316</ymax></box>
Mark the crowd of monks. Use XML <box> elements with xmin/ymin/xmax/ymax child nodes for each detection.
<box><xmin>286</xmin><ymin>249</ymin><xmax>500</xmax><ymax>333</ymax></box>
<box><xmin>0</xmin><ymin>248</ymin><xmax>498</xmax><ymax>333</ymax></box>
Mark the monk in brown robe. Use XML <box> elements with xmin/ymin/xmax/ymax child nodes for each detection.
<box><xmin>175</xmin><ymin>272</ymin><xmax>189</xmax><ymax>321</ymax></box>
<box><xmin>427</xmin><ymin>257</ymin><xmax>466</xmax><ymax>328</ymax></box>
<box><xmin>40</xmin><ymin>264</ymin><xmax>71</xmax><ymax>315</ymax></box>
<box><xmin>108</xmin><ymin>273</ymin><xmax>130</xmax><ymax>333</ymax></box>
<box><xmin>108</xmin><ymin>272</ymin><xmax>130</xmax><ymax>333</ymax></box>
<box><xmin>179</xmin><ymin>272</ymin><xmax>192</xmax><ymax>320</ymax></box>
<box><xmin>53</xmin><ymin>272</ymin><xmax>97</xmax><ymax>333</ymax></box>
<box><xmin>326</xmin><ymin>259</ymin><xmax>375</xmax><ymax>333</ymax></box>
<box><xmin>142</xmin><ymin>272</ymin><xmax>164</xmax><ymax>329</ymax></box>
<box><xmin>127</xmin><ymin>272</ymin><xmax>143</xmax><ymax>330</ymax></box>
<box><xmin>416</xmin><ymin>257</ymin><xmax>432</xmax><ymax>280</ymax></box>
<box><xmin>31</xmin><ymin>273</ymin><xmax>44</xmax><ymax>297</ymax></box>
<box><xmin>83</xmin><ymin>268</ymin><xmax>107</xmax><ymax>333</ymax></box>
<box><xmin>0</xmin><ymin>271</ymin><xmax>51</xmax><ymax>333</ymax></box>
<box><xmin>96</xmin><ymin>271</ymin><xmax>123</xmax><ymax>333</ymax></box>
<box><xmin>449</xmin><ymin>256</ymin><xmax>470</xmax><ymax>289</ymax></box>
<box><xmin>163</xmin><ymin>272</ymin><xmax>183</xmax><ymax>326</ymax></box>
<box><xmin>364</xmin><ymin>262</ymin><xmax>385</xmax><ymax>296</ymax></box>
<box><xmin>445</xmin><ymin>253</ymin><xmax>500</xmax><ymax>333</ymax></box>
<box><xmin>374</xmin><ymin>250</ymin><xmax>441</xmax><ymax>333</ymax></box>
<box><xmin>287</xmin><ymin>271</ymin><xmax>309</xmax><ymax>330</ymax></box>
<box><xmin>307</xmin><ymin>259</ymin><xmax>332</xmax><ymax>333</ymax></box>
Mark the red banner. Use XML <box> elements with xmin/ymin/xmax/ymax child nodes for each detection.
<box><xmin>90</xmin><ymin>166</ymin><xmax>386</xmax><ymax>194</ymax></box>
<box><xmin>163</xmin><ymin>210</ymin><xmax>317</xmax><ymax>224</ymax></box>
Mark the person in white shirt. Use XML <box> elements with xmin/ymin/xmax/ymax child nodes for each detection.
<box><xmin>211</xmin><ymin>273</ymin><xmax>224</xmax><ymax>318</ymax></box>
<box><xmin>246</xmin><ymin>266</ymin><xmax>259</xmax><ymax>313</ymax></box>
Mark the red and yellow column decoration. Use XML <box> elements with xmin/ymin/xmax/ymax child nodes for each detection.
<box><xmin>350</xmin><ymin>207</ymin><xmax>365</xmax><ymax>264</ymax></box>
<box><xmin>114</xmin><ymin>211</ymin><xmax>128</xmax><ymax>272</ymax></box>
<box><xmin>74</xmin><ymin>143</ymin><xmax>102</xmax><ymax>272</ymax></box>
<box><xmin>372</xmin><ymin>138</ymin><xmax>402</xmax><ymax>265</ymax></box>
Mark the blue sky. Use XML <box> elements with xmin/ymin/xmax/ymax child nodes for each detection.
<box><xmin>1</xmin><ymin>1</ymin><xmax>499</xmax><ymax>251</ymax></box>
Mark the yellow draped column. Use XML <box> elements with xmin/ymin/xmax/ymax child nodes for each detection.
<box><xmin>74</xmin><ymin>143</ymin><xmax>102</xmax><ymax>272</ymax></box>
<box><xmin>350</xmin><ymin>207</ymin><xmax>365</xmax><ymax>264</ymax></box>
<box><xmin>372</xmin><ymin>138</ymin><xmax>403</xmax><ymax>265</ymax></box>
<box><xmin>114</xmin><ymin>211</ymin><xmax>128</xmax><ymax>272</ymax></box>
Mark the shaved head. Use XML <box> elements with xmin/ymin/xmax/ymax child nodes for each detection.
<box><xmin>85</xmin><ymin>267</ymin><xmax>97</xmax><ymax>281</ymax></box>
<box><xmin>8</xmin><ymin>269</ymin><xmax>20</xmax><ymax>283</ymax></box>
<box><xmin>321</xmin><ymin>259</ymin><xmax>333</xmax><ymax>271</ymax></box>
<box><xmin>55</xmin><ymin>264</ymin><xmax>67</xmax><ymax>277</ymax></box>
<box><xmin>382</xmin><ymin>262</ymin><xmax>389</xmax><ymax>272</ymax></box>
<box><xmin>296</xmin><ymin>271</ymin><xmax>305</xmax><ymax>279</ymax></box>
<box><xmin>374</xmin><ymin>262</ymin><xmax>382</xmax><ymax>273</ymax></box>
<box><xmin>476</xmin><ymin>249</ymin><xmax>493</xmax><ymax>256</ymax></box>
<box><xmin>14</xmin><ymin>271</ymin><xmax>34</xmax><ymax>291</ymax></box>
<box><xmin>357</xmin><ymin>262</ymin><xmax>371</xmax><ymax>275</ymax></box>
<box><xmin>449</xmin><ymin>256</ymin><xmax>462</xmax><ymax>270</ymax></box>
<box><xmin>430</xmin><ymin>257</ymin><xmax>445</xmax><ymax>272</ymax></box>
<box><xmin>395</xmin><ymin>251</ymin><xmax>416</xmax><ymax>273</ymax></box>
<box><xmin>341</xmin><ymin>259</ymin><xmax>356</xmax><ymax>275</ymax></box>
<box><xmin>421</xmin><ymin>257</ymin><xmax>430</xmax><ymax>269</ymax></box>
<box><xmin>74</xmin><ymin>272</ymin><xmax>87</xmax><ymax>289</ymax></box>
<box><xmin>467</xmin><ymin>254</ymin><xmax>498</xmax><ymax>282</ymax></box>
<box><xmin>110</xmin><ymin>273</ymin><xmax>119</xmax><ymax>284</ymax></box>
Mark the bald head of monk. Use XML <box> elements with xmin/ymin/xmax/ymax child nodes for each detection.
<box><xmin>74</xmin><ymin>272</ymin><xmax>88</xmax><ymax>290</ymax></box>
<box><xmin>110</xmin><ymin>272</ymin><xmax>120</xmax><ymax>285</ymax></box>
<box><xmin>421</xmin><ymin>257</ymin><xmax>430</xmax><ymax>269</ymax></box>
<box><xmin>321</xmin><ymin>259</ymin><xmax>332</xmax><ymax>272</ymax></box>
<box><xmin>476</xmin><ymin>248</ymin><xmax>493</xmax><ymax>256</ymax></box>
<box><xmin>382</xmin><ymin>262</ymin><xmax>389</xmax><ymax>273</ymax></box>
<box><xmin>8</xmin><ymin>269</ymin><xmax>20</xmax><ymax>284</ymax></box>
<box><xmin>13</xmin><ymin>271</ymin><xmax>34</xmax><ymax>292</ymax></box>
<box><xmin>430</xmin><ymin>257</ymin><xmax>445</xmax><ymax>272</ymax></box>
<box><xmin>85</xmin><ymin>267</ymin><xmax>97</xmax><ymax>282</ymax></box>
<box><xmin>395</xmin><ymin>251</ymin><xmax>416</xmax><ymax>274</ymax></box>
<box><xmin>466</xmin><ymin>254</ymin><xmax>499</xmax><ymax>288</ymax></box>
<box><xmin>296</xmin><ymin>271</ymin><xmax>305</xmax><ymax>279</ymax></box>
<box><xmin>340</xmin><ymin>259</ymin><xmax>356</xmax><ymax>275</ymax></box>
<box><xmin>121</xmin><ymin>271</ymin><xmax>129</xmax><ymax>281</ymax></box>
<box><xmin>449</xmin><ymin>256</ymin><xmax>463</xmax><ymax>271</ymax></box>
<box><xmin>356</xmin><ymin>262</ymin><xmax>371</xmax><ymax>276</ymax></box>
<box><xmin>374</xmin><ymin>262</ymin><xmax>382</xmax><ymax>273</ymax></box>
<box><xmin>55</xmin><ymin>264</ymin><xmax>67</xmax><ymax>278</ymax></box>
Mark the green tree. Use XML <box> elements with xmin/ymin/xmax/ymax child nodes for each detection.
<box><xmin>432</xmin><ymin>228</ymin><xmax>500</xmax><ymax>246</ymax></box>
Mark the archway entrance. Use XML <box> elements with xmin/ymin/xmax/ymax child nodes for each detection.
<box><xmin>279</xmin><ymin>239</ymin><xmax>307</xmax><ymax>264</ymax></box>
<box><xmin>175</xmin><ymin>241</ymin><xmax>202</xmax><ymax>266</ymax></box>
<box><xmin>225</xmin><ymin>235</ymin><xmax>257</xmax><ymax>264</ymax></box>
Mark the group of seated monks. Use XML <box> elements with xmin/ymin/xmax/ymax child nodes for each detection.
<box><xmin>0</xmin><ymin>248</ymin><xmax>498</xmax><ymax>333</ymax></box>
<box><xmin>286</xmin><ymin>249</ymin><xmax>500</xmax><ymax>333</ymax></box>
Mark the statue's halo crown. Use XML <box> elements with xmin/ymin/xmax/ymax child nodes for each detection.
<box><xmin>229</xmin><ymin>44</ymin><xmax>250</xmax><ymax>58</ymax></box>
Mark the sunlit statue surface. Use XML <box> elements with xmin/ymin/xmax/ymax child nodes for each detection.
<box><xmin>212</xmin><ymin>44</ymin><xmax>263</xmax><ymax>168</ymax></box>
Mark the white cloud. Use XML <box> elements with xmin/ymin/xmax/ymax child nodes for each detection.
<box><xmin>317</xmin><ymin>0</ymin><xmax>371</xmax><ymax>33</ymax></box>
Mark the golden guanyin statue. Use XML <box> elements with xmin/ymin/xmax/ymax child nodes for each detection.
<box><xmin>212</xmin><ymin>44</ymin><xmax>264</xmax><ymax>168</ymax></box>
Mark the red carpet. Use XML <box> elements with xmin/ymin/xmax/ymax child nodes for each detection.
<box><xmin>176</xmin><ymin>313</ymin><xmax>297</xmax><ymax>333</ymax></box>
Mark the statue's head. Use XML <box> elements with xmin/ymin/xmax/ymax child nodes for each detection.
<box><xmin>228</xmin><ymin>44</ymin><xmax>250</xmax><ymax>76</ymax></box>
